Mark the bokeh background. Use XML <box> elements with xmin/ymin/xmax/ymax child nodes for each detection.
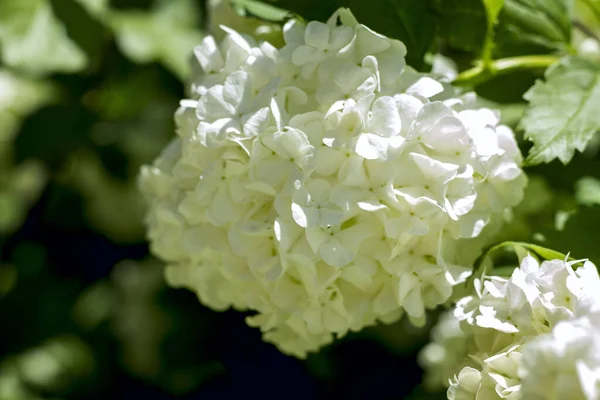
<box><xmin>2</xmin><ymin>0</ymin><xmax>600</xmax><ymax>399</ymax></box>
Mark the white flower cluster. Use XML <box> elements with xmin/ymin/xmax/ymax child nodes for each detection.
<box><xmin>443</xmin><ymin>255</ymin><xmax>600</xmax><ymax>399</ymax></box>
<box><xmin>139</xmin><ymin>8</ymin><xmax>526</xmax><ymax>357</ymax></box>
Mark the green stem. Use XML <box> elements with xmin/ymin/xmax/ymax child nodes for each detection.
<box><xmin>475</xmin><ymin>241</ymin><xmax>577</xmax><ymax>280</ymax></box>
<box><xmin>449</xmin><ymin>241</ymin><xmax>577</xmax><ymax>304</ymax></box>
<box><xmin>452</xmin><ymin>55</ymin><xmax>560</xmax><ymax>87</ymax></box>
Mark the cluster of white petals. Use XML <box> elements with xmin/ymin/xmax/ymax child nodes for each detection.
<box><xmin>139</xmin><ymin>8</ymin><xmax>526</xmax><ymax>357</ymax></box>
<box><xmin>440</xmin><ymin>255</ymin><xmax>600</xmax><ymax>399</ymax></box>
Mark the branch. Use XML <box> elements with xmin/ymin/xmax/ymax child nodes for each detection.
<box><xmin>452</xmin><ymin>55</ymin><xmax>560</xmax><ymax>87</ymax></box>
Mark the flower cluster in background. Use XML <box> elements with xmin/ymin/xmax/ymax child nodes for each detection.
<box><xmin>140</xmin><ymin>8</ymin><xmax>527</xmax><ymax>357</ymax></box>
<box><xmin>422</xmin><ymin>254</ymin><xmax>600</xmax><ymax>399</ymax></box>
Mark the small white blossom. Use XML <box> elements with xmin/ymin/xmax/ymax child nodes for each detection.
<box><xmin>423</xmin><ymin>255</ymin><xmax>600</xmax><ymax>399</ymax></box>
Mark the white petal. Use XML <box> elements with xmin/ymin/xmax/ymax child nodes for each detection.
<box><xmin>223</xmin><ymin>70</ymin><xmax>252</xmax><ymax>112</ymax></box>
<box><xmin>355</xmin><ymin>133</ymin><xmax>390</xmax><ymax>160</ymax></box>
<box><xmin>368</xmin><ymin>96</ymin><xmax>402</xmax><ymax>137</ymax></box>
<box><xmin>406</xmin><ymin>77</ymin><xmax>444</xmax><ymax>98</ymax></box>
<box><xmin>320</xmin><ymin>237</ymin><xmax>355</xmax><ymax>267</ymax></box>
<box><xmin>304</xmin><ymin>21</ymin><xmax>330</xmax><ymax>49</ymax></box>
<box><xmin>410</xmin><ymin>152</ymin><xmax>458</xmax><ymax>182</ymax></box>
<box><xmin>194</xmin><ymin>36</ymin><xmax>224</xmax><ymax>72</ymax></box>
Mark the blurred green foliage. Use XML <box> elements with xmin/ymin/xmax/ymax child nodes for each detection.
<box><xmin>0</xmin><ymin>0</ymin><xmax>217</xmax><ymax>397</ymax></box>
<box><xmin>0</xmin><ymin>335</ymin><xmax>95</xmax><ymax>400</ymax></box>
<box><xmin>0</xmin><ymin>71</ymin><xmax>53</xmax><ymax>234</ymax></box>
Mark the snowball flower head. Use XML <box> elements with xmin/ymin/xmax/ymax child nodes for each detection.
<box><xmin>139</xmin><ymin>8</ymin><xmax>527</xmax><ymax>357</ymax></box>
<box><xmin>435</xmin><ymin>255</ymin><xmax>600</xmax><ymax>399</ymax></box>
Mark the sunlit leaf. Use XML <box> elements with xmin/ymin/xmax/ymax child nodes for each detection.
<box><xmin>231</xmin><ymin>0</ymin><xmax>291</xmax><ymax>21</ymax></box>
<box><xmin>521</xmin><ymin>56</ymin><xmax>600</xmax><ymax>165</ymax></box>
<box><xmin>0</xmin><ymin>0</ymin><xmax>87</xmax><ymax>74</ymax></box>
<box><xmin>109</xmin><ymin>0</ymin><xmax>204</xmax><ymax>79</ymax></box>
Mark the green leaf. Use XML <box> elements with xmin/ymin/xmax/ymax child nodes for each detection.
<box><xmin>515</xmin><ymin>242</ymin><xmax>570</xmax><ymax>261</ymax></box>
<box><xmin>50</xmin><ymin>0</ymin><xmax>107</xmax><ymax>63</ymax></box>
<box><xmin>432</xmin><ymin>0</ymin><xmax>487</xmax><ymax>52</ymax></box>
<box><xmin>451</xmin><ymin>240</ymin><xmax>570</xmax><ymax>302</ymax></box>
<box><xmin>433</xmin><ymin>0</ymin><xmax>504</xmax><ymax>56</ymax></box>
<box><xmin>578</xmin><ymin>0</ymin><xmax>600</xmax><ymax>28</ymax></box>
<box><xmin>540</xmin><ymin>206</ymin><xmax>600</xmax><ymax>264</ymax></box>
<box><xmin>0</xmin><ymin>0</ymin><xmax>88</xmax><ymax>74</ymax></box>
<box><xmin>495</xmin><ymin>0</ymin><xmax>573</xmax><ymax>57</ymax></box>
<box><xmin>521</xmin><ymin>56</ymin><xmax>600</xmax><ymax>165</ymax></box>
<box><xmin>262</xmin><ymin>0</ymin><xmax>339</xmax><ymax>20</ymax></box>
<box><xmin>231</xmin><ymin>0</ymin><xmax>291</xmax><ymax>22</ymax></box>
<box><xmin>0</xmin><ymin>70</ymin><xmax>56</xmax><ymax>118</ymax></box>
<box><xmin>263</xmin><ymin>0</ymin><xmax>437</xmax><ymax>70</ymax></box>
<box><xmin>109</xmin><ymin>0</ymin><xmax>204</xmax><ymax>79</ymax></box>
<box><xmin>480</xmin><ymin>241</ymin><xmax>569</xmax><ymax>265</ymax></box>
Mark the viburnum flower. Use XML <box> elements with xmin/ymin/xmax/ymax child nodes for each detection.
<box><xmin>422</xmin><ymin>254</ymin><xmax>600</xmax><ymax>399</ymax></box>
<box><xmin>519</xmin><ymin>311</ymin><xmax>600</xmax><ymax>400</ymax></box>
<box><xmin>139</xmin><ymin>8</ymin><xmax>527</xmax><ymax>357</ymax></box>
